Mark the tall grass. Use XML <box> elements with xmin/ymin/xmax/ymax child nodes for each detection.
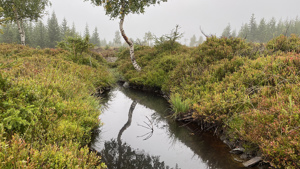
<box><xmin>170</xmin><ymin>93</ymin><xmax>190</xmax><ymax>118</ymax></box>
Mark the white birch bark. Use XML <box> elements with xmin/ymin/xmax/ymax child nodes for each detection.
<box><xmin>13</xmin><ymin>7</ymin><xmax>25</xmax><ymax>46</ymax></box>
<box><xmin>119</xmin><ymin>15</ymin><xmax>141</xmax><ymax>71</ymax></box>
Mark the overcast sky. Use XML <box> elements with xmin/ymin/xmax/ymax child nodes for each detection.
<box><xmin>44</xmin><ymin>0</ymin><xmax>300</xmax><ymax>44</ymax></box>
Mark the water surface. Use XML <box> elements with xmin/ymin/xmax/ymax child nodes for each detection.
<box><xmin>91</xmin><ymin>86</ymin><xmax>252</xmax><ymax>169</ymax></box>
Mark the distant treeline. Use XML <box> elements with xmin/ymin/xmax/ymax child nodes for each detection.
<box><xmin>222</xmin><ymin>14</ymin><xmax>300</xmax><ymax>43</ymax></box>
<box><xmin>0</xmin><ymin>11</ymin><xmax>109</xmax><ymax>48</ymax></box>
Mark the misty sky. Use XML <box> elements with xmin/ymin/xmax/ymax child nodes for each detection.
<box><xmin>44</xmin><ymin>0</ymin><xmax>300</xmax><ymax>44</ymax></box>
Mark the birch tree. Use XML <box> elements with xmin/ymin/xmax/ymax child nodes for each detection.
<box><xmin>0</xmin><ymin>7</ymin><xmax>10</xmax><ymax>34</ymax></box>
<box><xmin>84</xmin><ymin>0</ymin><xmax>167</xmax><ymax>71</ymax></box>
<box><xmin>0</xmin><ymin>0</ymin><xmax>50</xmax><ymax>45</ymax></box>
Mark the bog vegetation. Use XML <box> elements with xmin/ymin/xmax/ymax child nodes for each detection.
<box><xmin>116</xmin><ymin>34</ymin><xmax>300</xmax><ymax>168</ymax></box>
<box><xmin>0</xmin><ymin>43</ymin><xmax>114</xmax><ymax>168</ymax></box>
<box><xmin>1</xmin><ymin>7</ymin><xmax>300</xmax><ymax>168</ymax></box>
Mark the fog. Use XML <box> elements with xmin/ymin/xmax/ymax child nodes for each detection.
<box><xmin>44</xmin><ymin>0</ymin><xmax>300</xmax><ymax>44</ymax></box>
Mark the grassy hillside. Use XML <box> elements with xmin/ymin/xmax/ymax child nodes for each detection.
<box><xmin>0</xmin><ymin>44</ymin><xmax>114</xmax><ymax>168</ymax></box>
<box><xmin>116</xmin><ymin>35</ymin><xmax>300</xmax><ymax>168</ymax></box>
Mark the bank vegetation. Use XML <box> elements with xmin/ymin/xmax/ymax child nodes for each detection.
<box><xmin>0</xmin><ymin>43</ymin><xmax>114</xmax><ymax>168</ymax></box>
<box><xmin>116</xmin><ymin>34</ymin><xmax>300</xmax><ymax>168</ymax></box>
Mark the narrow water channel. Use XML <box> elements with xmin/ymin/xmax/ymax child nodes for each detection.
<box><xmin>91</xmin><ymin>86</ymin><xmax>255</xmax><ymax>169</ymax></box>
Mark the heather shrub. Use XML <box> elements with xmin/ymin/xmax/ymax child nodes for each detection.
<box><xmin>0</xmin><ymin>44</ymin><xmax>111</xmax><ymax>168</ymax></box>
<box><xmin>267</xmin><ymin>34</ymin><xmax>300</xmax><ymax>53</ymax></box>
<box><xmin>192</xmin><ymin>36</ymin><xmax>252</xmax><ymax>64</ymax></box>
<box><xmin>116</xmin><ymin>36</ymin><xmax>300</xmax><ymax>168</ymax></box>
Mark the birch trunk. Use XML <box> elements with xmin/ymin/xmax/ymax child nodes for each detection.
<box><xmin>117</xmin><ymin>100</ymin><xmax>137</xmax><ymax>168</ymax></box>
<box><xmin>13</xmin><ymin>7</ymin><xmax>25</xmax><ymax>45</ymax></box>
<box><xmin>119</xmin><ymin>15</ymin><xmax>141</xmax><ymax>71</ymax></box>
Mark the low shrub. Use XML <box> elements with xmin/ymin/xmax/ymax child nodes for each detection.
<box><xmin>0</xmin><ymin>44</ymin><xmax>111</xmax><ymax>168</ymax></box>
<box><xmin>192</xmin><ymin>36</ymin><xmax>252</xmax><ymax>65</ymax></box>
<box><xmin>267</xmin><ymin>34</ymin><xmax>300</xmax><ymax>53</ymax></box>
<box><xmin>117</xmin><ymin>35</ymin><xmax>300</xmax><ymax>168</ymax></box>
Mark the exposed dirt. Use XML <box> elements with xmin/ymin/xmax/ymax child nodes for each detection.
<box><xmin>90</xmin><ymin>47</ymin><xmax>119</xmax><ymax>63</ymax></box>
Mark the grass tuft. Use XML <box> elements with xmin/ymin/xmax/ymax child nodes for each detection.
<box><xmin>170</xmin><ymin>93</ymin><xmax>190</xmax><ymax>118</ymax></box>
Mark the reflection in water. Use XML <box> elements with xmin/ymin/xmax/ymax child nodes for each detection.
<box><xmin>101</xmin><ymin>100</ymin><xmax>178</xmax><ymax>169</ymax></box>
<box><xmin>92</xmin><ymin>87</ymin><xmax>263</xmax><ymax>169</ymax></box>
<box><xmin>102</xmin><ymin>139</ymin><xmax>174</xmax><ymax>169</ymax></box>
<box><xmin>137</xmin><ymin>116</ymin><xmax>154</xmax><ymax>140</ymax></box>
<box><xmin>117</xmin><ymin>100</ymin><xmax>137</xmax><ymax>142</ymax></box>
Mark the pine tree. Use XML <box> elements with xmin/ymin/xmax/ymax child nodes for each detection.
<box><xmin>221</xmin><ymin>23</ymin><xmax>231</xmax><ymax>38</ymax></box>
<box><xmin>24</xmin><ymin>21</ymin><xmax>34</xmax><ymax>46</ymax></box>
<box><xmin>238</xmin><ymin>23</ymin><xmax>249</xmax><ymax>39</ymax></box>
<box><xmin>143</xmin><ymin>31</ymin><xmax>153</xmax><ymax>46</ymax></box>
<box><xmin>70</xmin><ymin>22</ymin><xmax>77</xmax><ymax>37</ymax></box>
<box><xmin>0</xmin><ymin>23</ymin><xmax>17</xmax><ymax>43</ymax></box>
<box><xmin>33</xmin><ymin>20</ymin><xmax>48</xmax><ymax>48</ymax></box>
<box><xmin>198</xmin><ymin>36</ymin><xmax>204</xmax><ymax>45</ymax></box>
<box><xmin>231</xmin><ymin>29</ymin><xmax>237</xmax><ymax>37</ymax></box>
<box><xmin>90</xmin><ymin>27</ymin><xmax>100</xmax><ymax>47</ymax></box>
<box><xmin>113</xmin><ymin>30</ymin><xmax>121</xmax><ymax>47</ymax></box>
<box><xmin>257</xmin><ymin>18</ymin><xmax>267</xmax><ymax>43</ymax></box>
<box><xmin>84</xmin><ymin>23</ymin><xmax>90</xmax><ymax>39</ymax></box>
<box><xmin>100</xmin><ymin>39</ymin><xmax>107</xmax><ymax>47</ymax></box>
<box><xmin>282</xmin><ymin>19</ymin><xmax>293</xmax><ymax>36</ymax></box>
<box><xmin>61</xmin><ymin>17</ymin><xmax>69</xmax><ymax>38</ymax></box>
<box><xmin>294</xmin><ymin>17</ymin><xmax>300</xmax><ymax>35</ymax></box>
<box><xmin>189</xmin><ymin>34</ymin><xmax>197</xmax><ymax>47</ymax></box>
<box><xmin>47</xmin><ymin>11</ymin><xmax>61</xmax><ymax>48</ymax></box>
<box><xmin>248</xmin><ymin>14</ymin><xmax>258</xmax><ymax>42</ymax></box>
<box><xmin>267</xmin><ymin>17</ymin><xmax>277</xmax><ymax>41</ymax></box>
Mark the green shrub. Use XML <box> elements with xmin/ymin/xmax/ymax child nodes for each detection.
<box><xmin>154</xmin><ymin>41</ymin><xmax>182</xmax><ymax>52</ymax></box>
<box><xmin>57</xmin><ymin>35</ymin><xmax>93</xmax><ymax>57</ymax></box>
<box><xmin>0</xmin><ymin>44</ymin><xmax>111</xmax><ymax>168</ymax></box>
<box><xmin>267</xmin><ymin>34</ymin><xmax>300</xmax><ymax>53</ymax></box>
<box><xmin>0</xmin><ymin>134</ymin><xmax>106</xmax><ymax>168</ymax></box>
<box><xmin>116</xmin><ymin>35</ymin><xmax>300</xmax><ymax>168</ymax></box>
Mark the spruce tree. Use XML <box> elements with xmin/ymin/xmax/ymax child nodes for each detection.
<box><xmin>61</xmin><ymin>17</ymin><xmax>69</xmax><ymax>38</ymax></box>
<box><xmin>248</xmin><ymin>14</ymin><xmax>258</xmax><ymax>42</ymax></box>
<box><xmin>33</xmin><ymin>20</ymin><xmax>48</xmax><ymax>48</ymax></box>
<box><xmin>238</xmin><ymin>23</ymin><xmax>249</xmax><ymax>39</ymax></box>
<box><xmin>100</xmin><ymin>39</ymin><xmax>107</xmax><ymax>47</ymax></box>
<box><xmin>294</xmin><ymin>17</ymin><xmax>300</xmax><ymax>35</ymax></box>
<box><xmin>113</xmin><ymin>30</ymin><xmax>121</xmax><ymax>47</ymax></box>
<box><xmin>189</xmin><ymin>34</ymin><xmax>197</xmax><ymax>47</ymax></box>
<box><xmin>198</xmin><ymin>36</ymin><xmax>204</xmax><ymax>45</ymax></box>
<box><xmin>221</xmin><ymin>23</ymin><xmax>231</xmax><ymax>38</ymax></box>
<box><xmin>70</xmin><ymin>22</ymin><xmax>77</xmax><ymax>37</ymax></box>
<box><xmin>47</xmin><ymin>11</ymin><xmax>61</xmax><ymax>48</ymax></box>
<box><xmin>24</xmin><ymin>21</ymin><xmax>34</xmax><ymax>46</ymax></box>
<box><xmin>1</xmin><ymin>23</ymin><xmax>16</xmax><ymax>43</ymax></box>
<box><xmin>143</xmin><ymin>31</ymin><xmax>153</xmax><ymax>46</ymax></box>
<box><xmin>231</xmin><ymin>29</ymin><xmax>237</xmax><ymax>37</ymax></box>
<box><xmin>267</xmin><ymin>17</ymin><xmax>277</xmax><ymax>41</ymax></box>
<box><xmin>91</xmin><ymin>27</ymin><xmax>100</xmax><ymax>47</ymax></box>
<box><xmin>257</xmin><ymin>18</ymin><xmax>267</xmax><ymax>43</ymax></box>
<box><xmin>84</xmin><ymin>24</ymin><xmax>90</xmax><ymax>39</ymax></box>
